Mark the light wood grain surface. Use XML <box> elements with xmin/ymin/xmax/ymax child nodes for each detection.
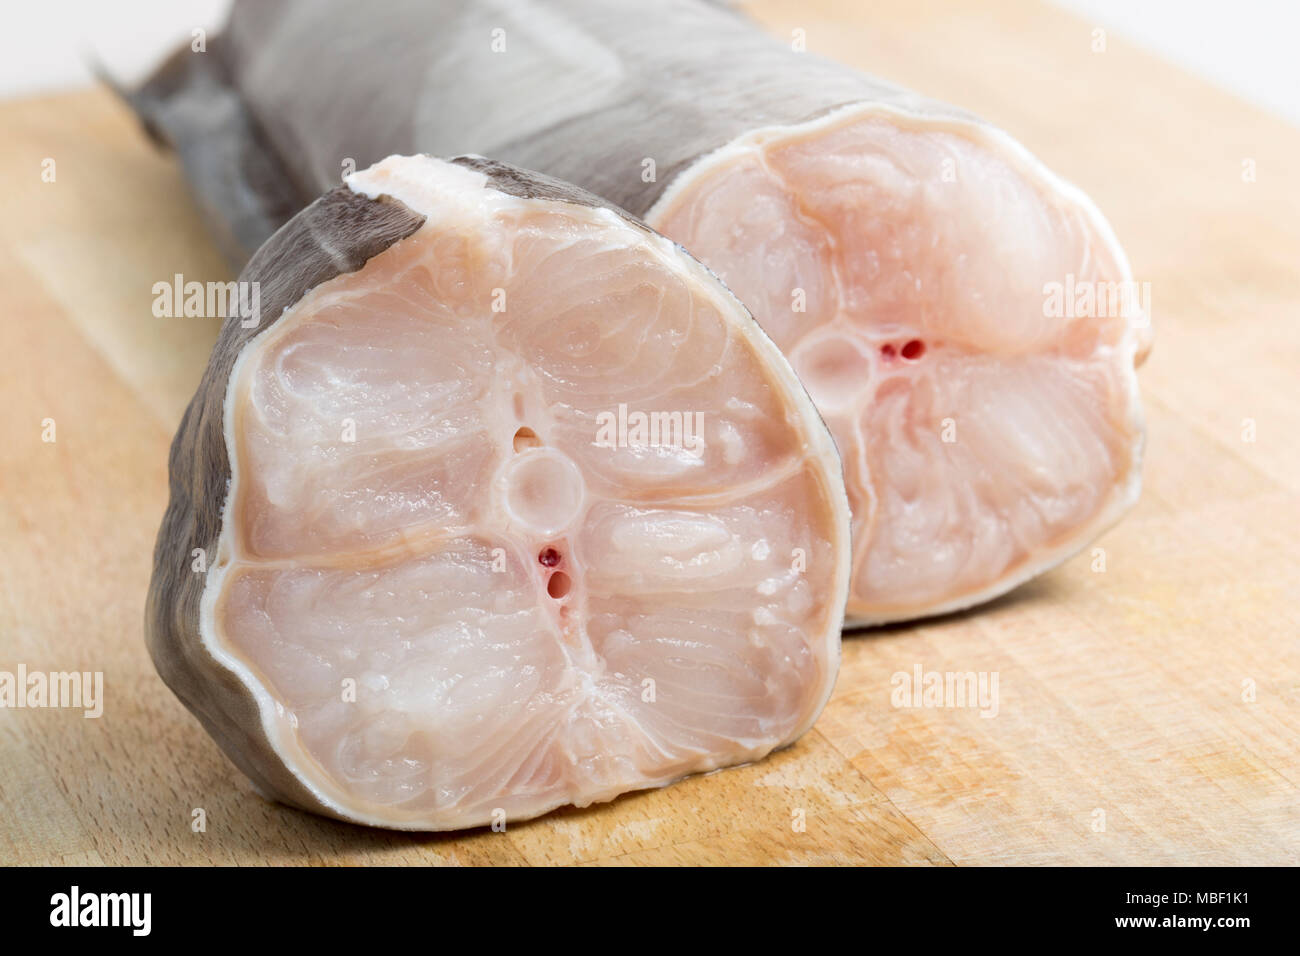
<box><xmin>1</xmin><ymin>0</ymin><xmax>1297</xmax><ymax>865</ymax></box>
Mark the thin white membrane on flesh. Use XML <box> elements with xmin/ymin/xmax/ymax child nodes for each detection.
<box><xmin>649</xmin><ymin>105</ymin><xmax>1148</xmax><ymax>625</ymax></box>
<box><xmin>199</xmin><ymin>156</ymin><xmax>850</xmax><ymax>829</ymax></box>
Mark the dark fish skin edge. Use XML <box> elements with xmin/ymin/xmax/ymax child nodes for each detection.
<box><xmin>144</xmin><ymin>183</ymin><xmax>428</xmax><ymax>820</ymax></box>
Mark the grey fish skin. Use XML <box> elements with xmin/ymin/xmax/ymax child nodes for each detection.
<box><xmin>132</xmin><ymin>0</ymin><xmax>948</xmax><ymax>264</ymax></box>
<box><xmin>128</xmin><ymin>43</ymin><xmax>306</xmax><ymax>267</ymax></box>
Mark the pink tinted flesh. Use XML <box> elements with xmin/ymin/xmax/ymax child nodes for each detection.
<box><xmin>214</xmin><ymin>200</ymin><xmax>843</xmax><ymax>827</ymax></box>
<box><xmin>652</xmin><ymin>111</ymin><xmax>1143</xmax><ymax>622</ymax></box>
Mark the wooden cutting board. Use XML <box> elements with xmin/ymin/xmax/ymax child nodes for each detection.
<box><xmin>1</xmin><ymin>0</ymin><xmax>1297</xmax><ymax>865</ymax></box>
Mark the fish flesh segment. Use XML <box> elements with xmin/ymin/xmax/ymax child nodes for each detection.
<box><xmin>145</xmin><ymin>155</ymin><xmax>851</xmax><ymax>829</ymax></box>
<box><xmin>653</xmin><ymin>109</ymin><xmax>1148</xmax><ymax>623</ymax></box>
<box><xmin>130</xmin><ymin>0</ymin><xmax>1147</xmax><ymax>625</ymax></box>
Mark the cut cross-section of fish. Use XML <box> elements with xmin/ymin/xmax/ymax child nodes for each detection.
<box><xmin>130</xmin><ymin>0</ymin><xmax>1148</xmax><ymax>626</ymax></box>
<box><xmin>146</xmin><ymin>155</ymin><xmax>851</xmax><ymax>830</ymax></box>
<box><xmin>651</xmin><ymin>108</ymin><xmax>1148</xmax><ymax>623</ymax></box>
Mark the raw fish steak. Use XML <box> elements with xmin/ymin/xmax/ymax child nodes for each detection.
<box><xmin>146</xmin><ymin>155</ymin><xmax>851</xmax><ymax>829</ymax></box>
